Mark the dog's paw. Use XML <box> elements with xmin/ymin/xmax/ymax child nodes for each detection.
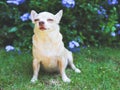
<box><xmin>75</xmin><ymin>68</ymin><xmax>81</xmax><ymax>73</ymax></box>
<box><xmin>31</xmin><ymin>77</ymin><xmax>38</xmax><ymax>83</ymax></box>
<box><xmin>62</xmin><ymin>77</ymin><xmax>71</xmax><ymax>83</ymax></box>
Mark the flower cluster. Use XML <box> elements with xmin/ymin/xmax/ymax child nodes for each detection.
<box><xmin>97</xmin><ymin>6</ymin><xmax>108</xmax><ymax>18</ymax></box>
<box><xmin>111</xmin><ymin>32</ymin><xmax>116</xmax><ymax>37</ymax></box>
<box><xmin>5</xmin><ymin>45</ymin><xmax>15</xmax><ymax>52</ymax></box>
<box><xmin>69</xmin><ymin>41</ymin><xmax>79</xmax><ymax>48</ymax></box>
<box><xmin>20</xmin><ymin>13</ymin><xmax>30</xmax><ymax>22</ymax></box>
<box><xmin>110</xmin><ymin>23</ymin><xmax>120</xmax><ymax>37</ymax></box>
<box><xmin>62</xmin><ymin>0</ymin><xmax>75</xmax><ymax>8</ymax></box>
<box><xmin>115</xmin><ymin>24</ymin><xmax>120</xmax><ymax>28</ymax></box>
<box><xmin>68</xmin><ymin>41</ymin><xmax>80</xmax><ymax>52</ymax></box>
<box><xmin>115</xmin><ymin>23</ymin><xmax>120</xmax><ymax>35</ymax></box>
<box><xmin>108</xmin><ymin>0</ymin><xmax>118</xmax><ymax>5</ymax></box>
<box><xmin>118</xmin><ymin>30</ymin><xmax>120</xmax><ymax>35</ymax></box>
<box><xmin>7</xmin><ymin>0</ymin><xmax>30</xmax><ymax>22</ymax></box>
<box><xmin>7</xmin><ymin>0</ymin><xmax>25</xmax><ymax>5</ymax></box>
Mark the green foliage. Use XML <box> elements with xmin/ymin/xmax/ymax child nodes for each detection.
<box><xmin>0</xmin><ymin>0</ymin><xmax>120</xmax><ymax>49</ymax></box>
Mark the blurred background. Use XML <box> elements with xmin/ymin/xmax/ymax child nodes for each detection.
<box><xmin>0</xmin><ymin>0</ymin><xmax>120</xmax><ymax>50</ymax></box>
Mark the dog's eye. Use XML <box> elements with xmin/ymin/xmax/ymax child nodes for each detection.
<box><xmin>34</xmin><ymin>19</ymin><xmax>39</xmax><ymax>22</ymax></box>
<box><xmin>47</xmin><ymin>19</ymin><xmax>54</xmax><ymax>22</ymax></box>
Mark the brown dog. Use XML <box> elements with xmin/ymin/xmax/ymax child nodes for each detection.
<box><xmin>30</xmin><ymin>10</ymin><xmax>81</xmax><ymax>83</ymax></box>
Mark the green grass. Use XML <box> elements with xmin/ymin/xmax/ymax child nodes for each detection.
<box><xmin>0</xmin><ymin>47</ymin><xmax>120</xmax><ymax>90</ymax></box>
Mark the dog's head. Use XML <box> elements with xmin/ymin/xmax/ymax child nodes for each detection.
<box><xmin>31</xmin><ymin>10</ymin><xmax>63</xmax><ymax>31</ymax></box>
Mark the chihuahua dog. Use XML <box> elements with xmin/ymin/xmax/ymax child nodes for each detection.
<box><xmin>30</xmin><ymin>10</ymin><xmax>81</xmax><ymax>83</ymax></box>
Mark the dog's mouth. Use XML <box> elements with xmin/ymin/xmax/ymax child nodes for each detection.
<box><xmin>39</xmin><ymin>26</ymin><xmax>46</xmax><ymax>31</ymax></box>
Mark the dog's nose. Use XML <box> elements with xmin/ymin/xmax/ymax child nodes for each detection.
<box><xmin>39</xmin><ymin>21</ymin><xmax>44</xmax><ymax>25</ymax></box>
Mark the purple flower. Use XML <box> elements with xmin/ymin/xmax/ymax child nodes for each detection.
<box><xmin>111</xmin><ymin>32</ymin><xmax>116</xmax><ymax>37</ymax></box>
<box><xmin>5</xmin><ymin>45</ymin><xmax>15</xmax><ymax>52</ymax></box>
<box><xmin>115</xmin><ymin>24</ymin><xmax>120</xmax><ymax>28</ymax></box>
<box><xmin>69</xmin><ymin>41</ymin><xmax>80</xmax><ymax>48</ymax></box>
<box><xmin>118</xmin><ymin>30</ymin><xmax>120</xmax><ymax>35</ymax></box>
<box><xmin>108</xmin><ymin>0</ymin><xmax>118</xmax><ymax>5</ymax></box>
<box><xmin>97</xmin><ymin>6</ymin><xmax>107</xmax><ymax>16</ymax></box>
<box><xmin>68</xmin><ymin>41</ymin><xmax>80</xmax><ymax>52</ymax></box>
<box><xmin>69</xmin><ymin>42</ymin><xmax>74</xmax><ymax>48</ymax></box>
<box><xmin>101</xmin><ymin>26</ymin><xmax>105</xmax><ymax>31</ymax></box>
<box><xmin>20</xmin><ymin>13</ymin><xmax>30</xmax><ymax>21</ymax></box>
<box><xmin>7</xmin><ymin>0</ymin><xmax>25</xmax><ymax>5</ymax></box>
<box><xmin>105</xmin><ymin>15</ymin><xmax>108</xmax><ymax>18</ymax></box>
<box><xmin>97</xmin><ymin>10</ymin><xmax>102</xmax><ymax>15</ymax></box>
<box><xmin>62</xmin><ymin>0</ymin><xmax>75</xmax><ymax>8</ymax></box>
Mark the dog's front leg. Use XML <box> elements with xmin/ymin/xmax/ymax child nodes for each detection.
<box><xmin>58</xmin><ymin>58</ymin><xmax>71</xmax><ymax>83</ymax></box>
<box><xmin>31</xmin><ymin>59</ymin><xmax>40</xmax><ymax>83</ymax></box>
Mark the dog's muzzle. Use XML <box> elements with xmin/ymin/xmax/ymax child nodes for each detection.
<box><xmin>39</xmin><ymin>21</ymin><xmax>44</xmax><ymax>25</ymax></box>
<box><xmin>39</xmin><ymin>21</ymin><xmax>46</xmax><ymax>30</ymax></box>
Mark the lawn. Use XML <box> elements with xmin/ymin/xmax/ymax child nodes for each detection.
<box><xmin>0</xmin><ymin>47</ymin><xmax>120</xmax><ymax>90</ymax></box>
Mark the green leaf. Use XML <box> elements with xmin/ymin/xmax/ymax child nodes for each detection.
<box><xmin>94</xmin><ymin>7</ymin><xmax>98</xmax><ymax>11</ymax></box>
<box><xmin>113</xmin><ymin>7</ymin><xmax>116</xmax><ymax>11</ymax></box>
<box><xmin>8</xmin><ymin>27</ymin><xmax>18</xmax><ymax>33</ymax></box>
<box><xmin>105</xmin><ymin>26</ymin><xmax>110</xmax><ymax>33</ymax></box>
<box><xmin>111</xmin><ymin>26</ymin><xmax>116</xmax><ymax>32</ymax></box>
<box><xmin>44</xmin><ymin>0</ymin><xmax>48</xmax><ymax>2</ymax></box>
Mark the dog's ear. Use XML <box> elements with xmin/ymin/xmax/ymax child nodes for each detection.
<box><xmin>55</xmin><ymin>10</ymin><xmax>63</xmax><ymax>23</ymax></box>
<box><xmin>30</xmin><ymin>10</ymin><xmax>38</xmax><ymax>23</ymax></box>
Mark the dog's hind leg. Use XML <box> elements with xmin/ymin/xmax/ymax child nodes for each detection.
<box><xmin>31</xmin><ymin>59</ymin><xmax>40</xmax><ymax>83</ymax></box>
<box><xmin>58</xmin><ymin>58</ymin><xmax>71</xmax><ymax>83</ymax></box>
<box><xmin>67</xmin><ymin>51</ymin><xmax>81</xmax><ymax>73</ymax></box>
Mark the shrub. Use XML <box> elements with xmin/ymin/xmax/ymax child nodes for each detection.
<box><xmin>0</xmin><ymin>0</ymin><xmax>120</xmax><ymax>49</ymax></box>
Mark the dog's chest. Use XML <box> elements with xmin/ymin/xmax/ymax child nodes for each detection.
<box><xmin>33</xmin><ymin>34</ymin><xmax>63</xmax><ymax>56</ymax></box>
<box><xmin>39</xmin><ymin>40</ymin><xmax>56</xmax><ymax>54</ymax></box>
